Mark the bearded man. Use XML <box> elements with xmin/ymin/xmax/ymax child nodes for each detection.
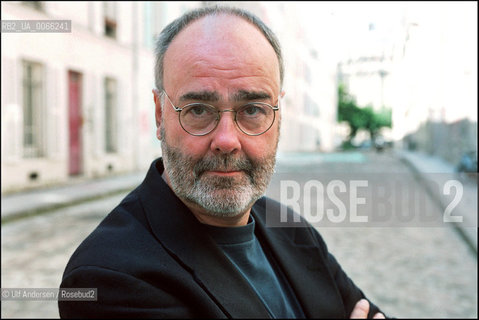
<box><xmin>59</xmin><ymin>6</ymin><xmax>387</xmax><ymax>319</ymax></box>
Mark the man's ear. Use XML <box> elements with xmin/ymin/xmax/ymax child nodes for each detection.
<box><xmin>152</xmin><ymin>89</ymin><xmax>163</xmax><ymax>140</ymax></box>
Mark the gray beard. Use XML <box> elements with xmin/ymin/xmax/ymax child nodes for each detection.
<box><xmin>160</xmin><ymin>127</ymin><xmax>277</xmax><ymax>218</ymax></box>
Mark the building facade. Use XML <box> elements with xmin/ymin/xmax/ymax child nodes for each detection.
<box><xmin>1</xmin><ymin>1</ymin><xmax>202</xmax><ymax>193</ymax></box>
<box><xmin>1</xmin><ymin>1</ymin><xmax>339</xmax><ymax>193</ymax></box>
<box><xmin>260</xmin><ymin>2</ymin><xmax>338</xmax><ymax>153</ymax></box>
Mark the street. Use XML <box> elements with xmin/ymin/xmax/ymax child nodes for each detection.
<box><xmin>1</xmin><ymin>151</ymin><xmax>477</xmax><ymax>318</ymax></box>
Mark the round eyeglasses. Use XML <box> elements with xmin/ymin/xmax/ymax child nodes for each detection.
<box><xmin>162</xmin><ymin>90</ymin><xmax>279</xmax><ymax>136</ymax></box>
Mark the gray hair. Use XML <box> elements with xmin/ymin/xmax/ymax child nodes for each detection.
<box><xmin>154</xmin><ymin>5</ymin><xmax>284</xmax><ymax>91</ymax></box>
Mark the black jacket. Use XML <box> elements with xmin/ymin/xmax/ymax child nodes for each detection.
<box><xmin>59</xmin><ymin>158</ymin><xmax>383</xmax><ymax>318</ymax></box>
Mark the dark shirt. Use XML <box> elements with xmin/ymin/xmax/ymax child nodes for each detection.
<box><xmin>204</xmin><ymin>215</ymin><xmax>305</xmax><ymax>318</ymax></box>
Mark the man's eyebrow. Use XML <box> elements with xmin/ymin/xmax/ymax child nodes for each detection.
<box><xmin>232</xmin><ymin>90</ymin><xmax>271</xmax><ymax>102</ymax></box>
<box><xmin>179</xmin><ymin>91</ymin><xmax>220</xmax><ymax>102</ymax></box>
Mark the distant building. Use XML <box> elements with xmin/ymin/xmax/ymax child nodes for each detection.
<box><xmin>389</xmin><ymin>3</ymin><xmax>477</xmax><ymax>147</ymax></box>
<box><xmin>336</xmin><ymin>2</ymin><xmax>477</xmax><ymax>159</ymax></box>
<box><xmin>337</xmin><ymin>54</ymin><xmax>394</xmax><ymax>144</ymax></box>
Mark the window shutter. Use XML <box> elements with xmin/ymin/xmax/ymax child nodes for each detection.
<box><xmin>46</xmin><ymin>66</ymin><xmax>63</xmax><ymax>160</ymax></box>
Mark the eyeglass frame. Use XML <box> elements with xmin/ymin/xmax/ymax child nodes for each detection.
<box><xmin>161</xmin><ymin>90</ymin><xmax>280</xmax><ymax>136</ymax></box>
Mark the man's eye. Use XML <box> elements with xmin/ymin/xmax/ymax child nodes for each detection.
<box><xmin>187</xmin><ymin>104</ymin><xmax>210</xmax><ymax>116</ymax></box>
<box><xmin>242</xmin><ymin>105</ymin><xmax>266</xmax><ymax>116</ymax></box>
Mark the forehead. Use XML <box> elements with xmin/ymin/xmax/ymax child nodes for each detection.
<box><xmin>163</xmin><ymin>14</ymin><xmax>280</xmax><ymax>96</ymax></box>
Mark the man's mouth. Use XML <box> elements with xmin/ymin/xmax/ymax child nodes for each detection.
<box><xmin>205</xmin><ymin>170</ymin><xmax>243</xmax><ymax>177</ymax></box>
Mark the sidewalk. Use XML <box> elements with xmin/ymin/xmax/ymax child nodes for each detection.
<box><xmin>397</xmin><ymin>149</ymin><xmax>477</xmax><ymax>254</ymax></box>
<box><xmin>1</xmin><ymin>171</ymin><xmax>145</xmax><ymax>223</ymax></box>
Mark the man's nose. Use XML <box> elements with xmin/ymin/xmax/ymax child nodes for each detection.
<box><xmin>210</xmin><ymin>111</ymin><xmax>241</xmax><ymax>154</ymax></box>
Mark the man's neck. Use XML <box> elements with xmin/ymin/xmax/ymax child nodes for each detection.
<box><xmin>161</xmin><ymin>169</ymin><xmax>251</xmax><ymax>227</ymax></box>
<box><xmin>190</xmin><ymin>208</ymin><xmax>251</xmax><ymax>227</ymax></box>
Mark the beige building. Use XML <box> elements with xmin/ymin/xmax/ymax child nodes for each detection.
<box><xmin>1</xmin><ymin>1</ymin><xmax>339</xmax><ymax>193</ymax></box>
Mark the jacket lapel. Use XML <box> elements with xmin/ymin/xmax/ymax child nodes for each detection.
<box><xmin>138</xmin><ymin>159</ymin><xmax>271</xmax><ymax>318</ymax></box>
<box><xmin>252</xmin><ymin>197</ymin><xmax>346</xmax><ymax>318</ymax></box>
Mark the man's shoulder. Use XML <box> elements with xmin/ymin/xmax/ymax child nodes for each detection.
<box><xmin>62</xmin><ymin>188</ymin><xmax>163</xmax><ymax>276</ymax></box>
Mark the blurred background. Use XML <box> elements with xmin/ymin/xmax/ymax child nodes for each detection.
<box><xmin>1</xmin><ymin>1</ymin><xmax>477</xmax><ymax>318</ymax></box>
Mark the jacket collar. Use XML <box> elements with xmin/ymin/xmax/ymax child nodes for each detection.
<box><xmin>252</xmin><ymin>198</ymin><xmax>346</xmax><ymax>318</ymax></box>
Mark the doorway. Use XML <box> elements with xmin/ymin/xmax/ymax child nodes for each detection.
<box><xmin>68</xmin><ymin>71</ymin><xmax>83</xmax><ymax>176</ymax></box>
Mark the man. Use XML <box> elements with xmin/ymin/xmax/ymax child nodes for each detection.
<box><xmin>59</xmin><ymin>6</ymin><xmax>387</xmax><ymax>318</ymax></box>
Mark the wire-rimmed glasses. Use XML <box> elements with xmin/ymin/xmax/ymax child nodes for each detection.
<box><xmin>162</xmin><ymin>90</ymin><xmax>279</xmax><ymax>136</ymax></box>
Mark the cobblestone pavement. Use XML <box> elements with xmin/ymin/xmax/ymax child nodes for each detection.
<box><xmin>1</xmin><ymin>151</ymin><xmax>477</xmax><ymax>318</ymax></box>
<box><xmin>269</xmin><ymin>151</ymin><xmax>477</xmax><ymax>318</ymax></box>
<box><xmin>1</xmin><ymin>194</ymin><xmax>128</xmax><ymax>318</ymax></box>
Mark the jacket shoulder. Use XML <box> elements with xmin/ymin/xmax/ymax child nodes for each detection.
<box><xmin>62</xmin><ymin>189</ymin><xmax>165</xmax><ymax>277</ymax></box>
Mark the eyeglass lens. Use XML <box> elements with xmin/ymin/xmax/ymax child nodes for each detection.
<box><xmin>180</xmin><ymin>103</ymin><xmax>275</xmax><ymax>135</ymax></box>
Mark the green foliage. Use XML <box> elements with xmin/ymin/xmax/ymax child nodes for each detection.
<box><xmin>337</xmin><ymin>83</ymin><xmax>365</xmax><ymax>140</ymax></box>
<box><xmin>337</xmin><ymin>83</ymin><xmax>392</xmax><ymax>144</ymax></box>
<box><xmin>340</xmin><ymin>140</ymin><xmax>357</xmax><ymax>150</ymax></box>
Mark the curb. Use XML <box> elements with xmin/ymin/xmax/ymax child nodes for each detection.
<box><xmin>1</xmin><ymin>187</ymin><xmax>135</xmax><ymax>224</ymax></box>
<box><xmin>398</xmin><ymin>153</ymin><xmax>477</xmax><ymax>256</ymax></box>
<box><xmin>1</xmin><ymin>173</ymin><xmax>145</xmax><ymax>224</ymax></box>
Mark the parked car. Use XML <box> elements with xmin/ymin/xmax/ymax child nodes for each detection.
<box><xmin>374</xmin><ymin>136</ymin><xmax>385</xmax><ymax>152</ymax></box>
<box><xmin>456</xmin><ymin>151</ymin><xmax>477</xmax><ymax>173</ymax></box>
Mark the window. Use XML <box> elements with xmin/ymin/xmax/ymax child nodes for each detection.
<box><xmin>304</xmin><ymin>93</ymin><xmax>319</xmax><ymax>117</ymax></box>
<box><xmin>22</xmin><ymin>1</ymin><xmax>44</xmax><ymax>11</ymax></box>
<box><xmin>104</xmin><ymin>2</ymin><xmax>117</xmax><ymax>38</ymax></box>
<box><xmin>143</xmin><ymin>2</ymin><xmax>167</xmax><ymax>48</ymax></box>
<box><xmin>143</xmin><ymin>2</ymin><xmax>153</xmax><ymax>48</ymax></box>
<box><xmin>104</xmin><ymin>78</ymin><xmax>118</xmax><ymax>153</ymax></box>
<box><xmin>22</xmin><ymin>60</ymin><xmax>44</xmax><ymax>158</ymax></box>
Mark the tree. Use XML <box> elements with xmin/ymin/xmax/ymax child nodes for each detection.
<box><xmin>363</xmin><ymin>106</ymin><xmax>392</xmax><ymax>142</ymax></box>
<box><xmin>337</xmin><ymin>83</ymin><xmax>392</xmax><ymax>147</ymax></box>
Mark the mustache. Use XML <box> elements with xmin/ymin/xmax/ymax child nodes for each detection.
<box><xmin>193</xmin><ymin>154</ymin><xmax>255</xmax><ymax>178</ymax></box>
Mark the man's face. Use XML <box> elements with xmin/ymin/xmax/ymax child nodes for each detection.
<box><xmin>156</xmin><ymin>14</ymin><xmax>282</xmax><ymax>219</ymax></box>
